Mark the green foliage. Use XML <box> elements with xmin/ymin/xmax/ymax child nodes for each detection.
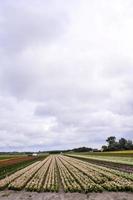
<box><xmin>102</xmin><ymin>136</ymin><xmax>133</xmax><ymax>151</ymax></box>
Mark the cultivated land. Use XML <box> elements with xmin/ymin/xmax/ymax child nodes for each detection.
<box><xmin>68</xmin><ymin>150</ymin><xmax>133</xmax><ymax>156</ymax></box>
<box><xmin>66</xmin><ymin>151</ymin><xmax>133</xmax><ymax>173</ymax></box>
<box><xmin>0</xmin><ymin>155</ymin><xmax>133</xmax><ymax>193</ymax></box>
<box><xmin>67</xmin><ymin>150</ymin><xmax>133</xmax><ymax>163</ymax></box>
<box><xmin>67</xmin><ymin>154</ymin><xmax>133</xmax><ymax>165</ymax></box>
<box><xmin>0</xmin><ymin>155</ymin><xmax>48</xmax><ymax>180</ymax></box>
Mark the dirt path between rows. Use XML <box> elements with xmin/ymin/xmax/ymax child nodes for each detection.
<box><xmin>0</xmin><ymin>190</ymin><xmax>132</xmax><ymax>200</ymax></box>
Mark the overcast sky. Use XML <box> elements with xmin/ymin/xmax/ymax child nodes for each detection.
<box><xmin>0</xmin><ymin>0</ymin><xmax>133</xmax><ymax>152</ymax></box>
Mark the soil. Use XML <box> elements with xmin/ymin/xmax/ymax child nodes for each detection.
<box><xmin>0</xmin><ymin>190</ymin><xmax>132</xmax><ymax>200</ymax></box>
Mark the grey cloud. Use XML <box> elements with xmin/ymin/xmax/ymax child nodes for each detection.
<box><xmin>0</xmin><ymin>0</ymin><xmax>69</xmax><ymax>54</ymax></box>
<box><xmin>0</xmin><ymin>0</ymin><xmax>133</xmax><ymax>151</ymax></box>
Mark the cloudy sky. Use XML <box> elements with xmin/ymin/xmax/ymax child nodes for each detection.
<box><xmin>0</xmin><ymin>0</ymin><xmax>133</xmax><ymax>152</ymax></box>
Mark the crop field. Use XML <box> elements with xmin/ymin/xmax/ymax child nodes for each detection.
<box><xmin>68</xmin><ymin>150</ymin><xmax>133</xmax><ymax>157</ymax></box>
<box><xmin>67</xmin><ymin>153</ymin><xmax>133</xmax><ymax>164</ymax></box>
<box><xmin>0</xmin><ymin>157</ymin><xmax>17</xmax><ymax>161</ymax></box>
<box><xmin>66</xmin><ymin>152</ymin><xmax>133</xmax><ymax>173</ymax></box>
<box><xmin>0</xmin><ymin>155</ymin><xmax>133</xmax><ymax>193</ymax></box>
<box><xmin>0</xmin><ymin>155</ymin><xmax>47</xmax><ymax>180</ymax></box>
<box><xmin>66</xmin><ymin>154</ymin><xmax>133</xmax><ymax>165</ymax></box>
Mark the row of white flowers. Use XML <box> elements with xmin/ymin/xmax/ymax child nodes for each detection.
<box><xmin>56</xmin><ymin>156</ymin><xmax>81</xmax><ymax>192</ymax></box>
<box><xmin>85</xmin><ymin>161</ymin><xmax>133</xmax><ymax>181</ymax></box>
<box><xmin>62</xmin><ymin>156</ymin><xmax>110</xmax><ymax>184</ymax></box>
<box><xmin>62</xmin><ymin>156</ymin><xmax>133</xmax><ymax>192</ymax></box>
<box><xmin>43</xmin><ymin>156</ymin><xmax>59</xmax><ymax>192</ymax></box>
<box><xmin>8</xmin><ymin>158</ymin><xmax>49</xmax><ymax>190</ymax></box>
<box><xmin>25</xmin><ymin>156</ymin><xmax>52</xmax><ymax>192</ymax></box>
<box><xmin>0</xmin><ymin>161</ymin><xmax>40</xmax><ymax>190</ymax></box>
<box><xmin>58</xmin><ymin>156</ymin><xmax>103</xmax><ymax>192</ymax></box>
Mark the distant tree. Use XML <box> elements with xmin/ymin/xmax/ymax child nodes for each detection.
<box><xmin>106</xmin><ymin>136</ymin><xmax>118</xmax><ymax>151</ymax></box>
<box><xmin>125</xmin><ymin>140</ymin><xmax>133</xmax><ymax>150</ymax></box>
<box><xmin>103</xmin><ymin>136</ymin><xmax>133</xmax><ymax>151</ymax></box>
<box><xmin>118</xmin><ymin>138</ymin><xmax>127</xmax><ymax>150</ymax></box>
<box><xmin>106</xmin><ymin>136</ymin><xmax>116</xmax><ymax>145</ymax></box>
<box><xmin>101</xmin><ymin>145</ymin><xmax>108</xmax><ymax>151</ymax></box>
<box><xmin>72</xmin><ymin>147</ymin><xmax>92</xmax><ymax>152</ymax></box>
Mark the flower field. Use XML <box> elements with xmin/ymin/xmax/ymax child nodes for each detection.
<box><xmin>0</xmin><ymin>155</ymin><xmax>133</xmax><ymax>193</ymax></box>
<box><xmin>67</xmin><ymin>154</ymin><xmax>133</xmax><ymax>173</ymax></box>
<box><xmin>0</xmin><ymin>155</ymin><xmax>47</xmax><ymax>180</ymax></box>
<box><xmin>66</xmin><ymin>154</ymin><xmax>133</xmax><ymax>165</ymax></box>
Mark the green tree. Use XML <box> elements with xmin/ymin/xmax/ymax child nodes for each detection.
<box><xmin>101</xmin><ymin>145</ymin><xmax>108</xmax><ymax>151</ymax></box>
<box><xmin>118</xmin><ymin>138</ymin><xmax>127</xmax><ymax>150</ymax></box>
<box><xmin>106</xmin><ymin>136</ymin><xmax>118</xmax><ymax>151</ymax></box>
<box><xmin>125</xmin><ymin>140</ymin><xmax>133</xmax><ymax>150</ymax></box>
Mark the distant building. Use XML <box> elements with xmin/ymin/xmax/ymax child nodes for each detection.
<box><xmin>32</xmin><ymin>153</ymin><xmax>38</xmax><ymax>156</ymax></box>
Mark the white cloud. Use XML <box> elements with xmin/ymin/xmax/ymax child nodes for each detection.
<box><xmin>0</xmin><ymin>0</ymin><xmax>133</xmax><ymax>151</ymax></box>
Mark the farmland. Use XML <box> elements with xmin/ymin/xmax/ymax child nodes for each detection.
<box><xmin>0</xmin><ymin>155</ymin><xmax>133</xmax><ymax>193</ymax></box>
<box><xmin>0</xmin><ymin>155</ymin><xmax>48</xmax><ymax>180</ymax></box>
<box><xmin>67</xmin><ymin>150</ymin><xmax>133</xmax><ymax>157</ymax></box>
<box><xmin>66</xmin><ymin>151</ymin><xmax>133</xmax><ymax>173</ymax></box>
<box><xmin>66</xmin><ymin>153</ymin><xmax>133</xmax><ymax>165</ymax></box>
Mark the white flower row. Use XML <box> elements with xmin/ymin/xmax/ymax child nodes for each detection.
<box><xmin>56</xmin><ymin>156</ymin><xmax>81</xmax><ymax>192</ymax></box>
<box><xmin>25</xmin><ymin>156</ymin><xmax>52</xmax><ymax>192</ymax></box>
<box><xmin>8</xmin><ymin>158</ymin><xmax>48</xmax><ymax>190</ymax></box>
<box><xmin>62</xmin><ymin>155</ymin><xmax>133</xmax><ymax>192</ymax></box>
<box><xmin>43</xmin><ymin>156</ymin><xmax>59</xmax><ymax>192</ymax></box>
<box><xmin>0</xmin><ymin>161</ymin><xmax>40</xmax><ymax>189</ymax></box>
<box><xmin>58</xmin><ymin>155</ymin><xmax>103</xmax><ymax>192</ymax></box>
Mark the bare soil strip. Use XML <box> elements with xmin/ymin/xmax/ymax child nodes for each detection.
<box><xmin>0</xmin><ymin>190</ymin><xmax>133</xmax><ymax>200</ymax></box>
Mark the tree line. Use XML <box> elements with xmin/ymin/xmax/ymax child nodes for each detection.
<box><xmin>102</xmin><ymin>136</ymin><xmax>133</xmax><ymax>151</ymax></box>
